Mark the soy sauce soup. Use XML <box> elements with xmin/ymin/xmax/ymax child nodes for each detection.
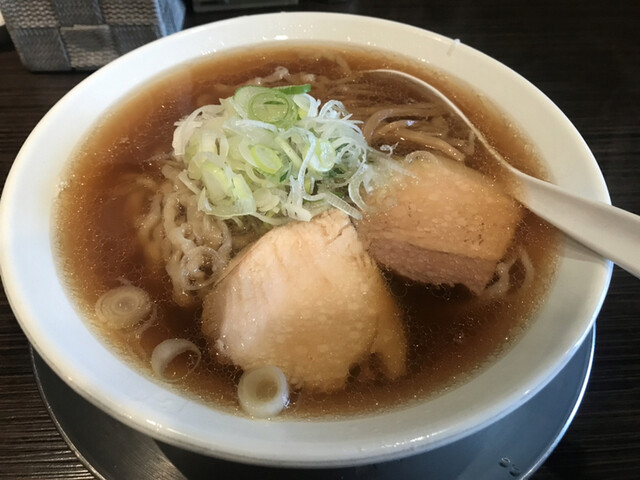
<box><xmin>55</xmin><ymin>43</ymin><xmax>558</xmax><ymax>418</ymax></box>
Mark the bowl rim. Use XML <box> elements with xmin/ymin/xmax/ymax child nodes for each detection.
<box><xmin>0</xmin><ymin>11</ymin><xmax>612</xmax><ymax>467</ymax></box>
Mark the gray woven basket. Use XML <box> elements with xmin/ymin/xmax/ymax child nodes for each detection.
<box><xmin>0</xmin><ymin>0</ymin><xmax>185</xmax><ymax>71</ymax></box>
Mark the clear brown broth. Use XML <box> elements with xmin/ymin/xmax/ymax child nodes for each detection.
<box><xmin>55</xmin><ymin>43</ymin><xmax>558</xmax><ymax>418</ymax></box>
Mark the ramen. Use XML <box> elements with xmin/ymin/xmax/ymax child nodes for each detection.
<box><xmin>54</xmin><ymin>43</ymin><xmax>558</xmax><ymax>419</ymax></box>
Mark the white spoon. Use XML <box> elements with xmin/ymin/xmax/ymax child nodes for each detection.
<box><xmin>362</xmin><ymin>69</ymin><xmax>640</xmax><ymax>278</ymax></box>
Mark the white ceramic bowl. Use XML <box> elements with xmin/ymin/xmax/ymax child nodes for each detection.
<box><xmin>0</xmin><ymin>12</ymin><xmax>612</xmax><ymax>467</ymax></box>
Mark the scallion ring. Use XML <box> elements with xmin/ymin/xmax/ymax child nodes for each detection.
<box><xmin>248</xmin><ymin>91</ymin><xmax>297</xmax><ymax>128</ymax></box>
<box><xmin>237</xmin><ymin>366</ymin><xmax>289</xmax><ymax>418</ymax></box>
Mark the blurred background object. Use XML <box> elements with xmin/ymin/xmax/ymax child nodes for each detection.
<box><xmin>0</xmin><ymin>0</ymin><xmax>186</xmax><ymax>71</ymax></box>
<box><xmin>0</xmin><ymin>1</ymin><xmax>351</xmax><ymax>71</ymax></box>
<box><xmin>192</xmin><ymin>0</ymin><xmax>298</xmax><ymax>13</ymax></box>
<box><xmin>0</xmin><ymin>7</ymin><xmax>9</xmax><ymax>46</ymax></box>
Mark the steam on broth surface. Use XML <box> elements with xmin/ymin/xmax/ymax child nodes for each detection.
<box><xmin>55</xmin><ymin>43</ymin><xmax>558</xmax><ymax>418</ymax></box>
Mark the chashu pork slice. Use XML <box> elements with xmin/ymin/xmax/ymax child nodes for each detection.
<box><xmin>356</xmin><ymin>153</ymin><xmax>523</xmax><ymax>294</ymax></box>
<box><xmin>201</xmin><ymin>209</ymin><xmax>406</xmax><ymax>393</ymax></box>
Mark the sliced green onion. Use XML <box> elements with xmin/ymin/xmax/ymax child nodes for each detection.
<box><xmin>274</xmin><ymin>84</ymin><xmax>311</xmax><ymax>95</ymax></box>
<box><xmin>201</xmin><ymin>163</ymin><xmax>233</xmax><ymax>202</ymax></box>
<box><xmin>232</xmin><ymin>86</ymin><xmax>265</xmax><ymax>118</ymax></box>
<box><xmin>254</xmin><ymin>188</ymin><xmax>281</xmax><ymax>212</ymax></box>
<box><xmin>308</xmin><ymin>138</ymin><xmax>336</xmax><ymax>173</ymax></box>
<box><xmin>249</xmin><ymin>91</ymin><xmax>297</xmax><ymax>128</ymax></box>
<box><xmin>171</xmin><ymin>82</ymin><xmax>387</xmax><ymax>224</ymax></box>
<box><xmin>250</xmin><ymin>145</ymin><xmax>283</xmax><ymax>174</ymax></box>
<box><xmin>231</xmin><ymin>175</ymin><xmax>256</xmax><ymax>213</ymax></box>
<box><xmin>275</xmin><ymin>136</ymin><xmax>303</xmax><ymax>169</ymax></box>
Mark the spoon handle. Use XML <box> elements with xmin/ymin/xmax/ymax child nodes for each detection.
<box><xmin>514</xmin><ymin>172</ymin><xmax>640</xmax><ymax>278</ymax></box>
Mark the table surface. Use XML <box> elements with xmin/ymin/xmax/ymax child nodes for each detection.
<box><xmin>1</xmin><ymin>1</ymin><xmax>639</xmax><ymax>479</ymax></box>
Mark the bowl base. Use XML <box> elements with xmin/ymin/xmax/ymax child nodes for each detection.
<box><xmin>31</xmin><ymin>328</ymin><xmax>594</xmax><ymax>479</ymax></box>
